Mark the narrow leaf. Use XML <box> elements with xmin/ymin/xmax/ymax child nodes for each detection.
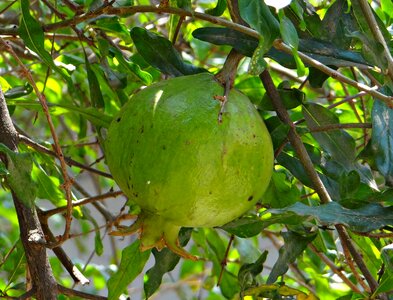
<box><xmin>19</xmin><ymin>0</ymin><xmax>71</xmax><ymax>84</ymax></box>
<box><xmin>85</xmin><ymin>56</ymin><xmax>104</xmax><ymax>108</ymax></box>
<box><xmin>107</xmin><ymin>240</ymin><xmax>150</xmax><ymax>300</ymax></box>
<box><xmin>109</xmin><ymin>46</ymin><xmax>152</xmax><ymax>85</ymax></box>
<box><xmin>269</xmin><ymin>202</ymin><xmax>393</xmax><ymax>232</ymax></box>
<box><xmin>267</xmin><ymin>231</ymin><xmax>316</xmax><ymax>283</ymax></box>
<box><xmin>130</xmin><ymin>27</ymin><xmax>206</xmax><ymax>77</ymax></box>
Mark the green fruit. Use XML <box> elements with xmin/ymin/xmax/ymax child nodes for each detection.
<box><xmin>105</xmin><ymin>73</ymin><xmax>273</xmax><ymax>259</ymax></box>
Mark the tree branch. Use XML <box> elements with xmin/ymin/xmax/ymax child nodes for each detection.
<box><xmin>259</xmin><ymin>70</ymin><xmax>380</xmax><ymax>294</ymax></box>
<box><xmin>0</xmin><ymin>86</ymin><xmax>58</xmax><ymax>299</ymax></box>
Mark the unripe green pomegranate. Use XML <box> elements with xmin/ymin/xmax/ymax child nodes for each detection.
<box><xmin>105</xmin><ymin>72</ymin><xmax>273</xmax><ymax>259</ymax></box>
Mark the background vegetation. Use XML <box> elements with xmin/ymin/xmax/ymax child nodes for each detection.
<box><xmin>1</xmin><ymin>0</ymin><xmax>393</xmax><ymax>299</ymax></box>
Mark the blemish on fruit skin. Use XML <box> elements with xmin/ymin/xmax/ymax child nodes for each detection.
<box><xmin>140</xmin><ymin>125</ymin><xmax>144</xmax><ymax>133</ymax></box>
<box><xmin>248</xmin><ymin>195</ymin><xmax>254</xmax><ymax>201</ymax></box>
<box><xmin>162</xmin><ymin>145</ymin><xmax>166</xmax><ymax>150</ymax></box>
<box><xmin>116</xmin><ymin>117</ymin><xmax>121</xmax><ymax>122</ymax></box>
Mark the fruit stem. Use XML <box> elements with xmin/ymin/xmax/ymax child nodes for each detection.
<box><xmin>214</xmin><ymin>49</ymin><xmax>244</xmax><ymax>88</ymax></box>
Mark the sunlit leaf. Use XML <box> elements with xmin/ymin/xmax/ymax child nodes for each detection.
<box><xmin>107</xmin><ymin>240</ymin><xmax>150</xmax><ymax>300</ymax></box>
<box><xmin>19</xmin><ymin>0</ymin><xmax>71</xmax><ymax>84</ymax></box>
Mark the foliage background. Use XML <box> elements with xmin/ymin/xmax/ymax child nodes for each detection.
<box><xmin>1</xmin><ymin>0</ymin><xmax>393</xmax><ymax>299</ymax></box>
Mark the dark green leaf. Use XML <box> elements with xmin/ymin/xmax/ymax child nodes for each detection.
<box><xmin>267</xmin><ymin>231</ymin><xmax>316</xmax><ymax>283</ymax></box>
<box><xmin>262</xmin><ymin>171</ymin><xmax>300</xmax><ymax>208</ymax></box>
<box><xmin>320</xmin><ymin>0</ymin><xmax>357</xmax><ymax>48</ymax></box>
<box><xmin>85</xmin><ymin>56</ymin><xmax>104</xmax><ymax>108</ymax></box>
<box><xmin>0</xmin><ymin>144</ymin><xmax>36</xmax><ymax>207</ymax></box>
<box><xmin>206</xmin><ymin>0</ymin><xmax>227</xmax><ymax>16</ymax></box>
<box><xmin>220</xmin><ymin>215</ymin><xmax>264</xmax><ymax>238</ymax></box>
<box><xmin>339</xmin><ymin>170</ymin><xmax>361</xmax><ymax>200</ymax></box>
<box><xmin>238</xmin><ymin>251</ymin><xmax>268</xmax><ymax>293</ymax></box>
<box><xmin>107</xmin><ymin>240</ymin><xmax>150</xmax><ymax>300</ymax></box>
<box><xmin>192</xmin><ymin>27</ymin><xmax>258</xmax><ymax>57</ymax></box>
<box><xmin>19</xmin><ymin>0</ymin><xmax>71</xmax><ymax>84</ymax></box>
<box><xmin>260</xmin><ymin>83</ymin><xmax>304</xmax><ymax>111</ymax></box>
<box><xmin>144</xmin><ymin>228</ymin><xmax>192</xmax><ymax>298</ymax></box>
<box><xmin>303</xmin><ymin>103</ymin><xmax>356</xmax><ymax>166</ymax></box>
<box><xmin>177</xmin><ymin>0</ymin><xmax>191</xmax><ymax>10</ymax></box>
<box><xmin>4</xmin><ymin>84</ymin><xmax>32</xmax><ymax>99</ymax></box>
<box><xmin>308</xmin><ymin>67</ymin><xmax>331</xmax><ymax>88</ymax></box>
<box><xmin>264</xmin><ymin>117</ymin><xmax>290</xmax><ymax>150</ymax></box>
<box><xmin>269</xmin><ymin>202</ymin><xmax>393</xmax><ymax>232</ymax></box>
<box><xmin>371</xmin><ymin>97</ymin><xmax>393</xmax><ymax>186</ymax></box>
<box><xmin>130</xmin><ymin>27</ymin><xmax>206</xmax><ymax>77</ymax></box>
<box><xmin>276</xmin><ymin>148</ymin><xmax>317</xmax><ymax>188</ymax></box>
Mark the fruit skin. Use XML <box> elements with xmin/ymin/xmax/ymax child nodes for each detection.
<box><xmin>105</xmin><ymin>72</ymin><xmax>273</xmax><ymax>258</ymax></box>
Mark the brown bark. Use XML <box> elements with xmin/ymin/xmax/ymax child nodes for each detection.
<box><xmin>0</xmin><ymin>86</ymin><xmax>58</xmax><ymax>299</ymax></box>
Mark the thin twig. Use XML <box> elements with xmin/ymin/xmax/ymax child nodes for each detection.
<box><xmin>41</xmin><ymin>190</ymin><xmax>123</xmax><ymax>219</ymax></box>
<box><xmin>309</xmin><ymin>243</ymin><xmax>362</xmax><ymax>293</ymax></box>
<box><xmin>217</xmin><ymin>235</ymin><xmax>234</xmax><ymax>286</ymax></box>
<box><xmin>0</xmin><ymin>38</ymin><xmax>74</xmax><ymax>246</ymax></box>
<box><xmin>18</xmin><ymin>134</ymin><xmax>113</xmax><ymax>179</ymax></box>
<box><xmin>259</xmin><ymin>70</ymin><xmax>381</xmax><ymax>294</ymax></box>
<box><xmin>273</xmin><ymin>40</ymin><xmax>393</xmax><ymax>107</ymax></box>
<box><xmin>57</xmin><ymin>285</ymin><xmax>107</xmax><ymax>300</ymax></box>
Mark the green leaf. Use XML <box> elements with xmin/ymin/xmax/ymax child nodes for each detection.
<box><xmin>5</xmin><ymin>99</ymin><xmax>112</xmax><ymax>128</ymax></box>
<box><xmin>144</xmin><ymin>228</ymin><xmax>192</xmax><ymax>298</ymax></box>
<box><xmin>238</xmin><ymin>251</ymin><xmax>268</xmax><ymax>293</ymax></box>
<box><xmin>320</xmin><ymin>0</ymin><xmax>357</xmax><ymax>49</ymax></box>
<box><xmin>92</xmin><ymin>16</ymin><xmax>132</xmax><ymax>43</ymax></box>
<box><xmin>260</xmin><ymin>82</ymin><xmax>304</xmax><ymax>111</ymax></box>
<box><xmin>107</xmin><ymin>240</ymin><xmax>150</xmax><ymax>300</ymax></box>
<box><xmin>262</xmin><ymin>171</ymin><xmax>300</xmax><ymax>208</ymax></box>
<box><xmin>85</xmin><ymin>56</ymin><xmax>104</xmax><ymax>108</ymax></box>
<box><xmin>94</xmin><ymin>230</ymin><xmax>104</xmax><ymax>256</ymax></box>
<box><xmin>249</xmin><ymin>42</ymin><xmax>267</xmax><ymax>75</ymax></box>
<box><xmin>4</xmin><ymin>84</ymin><xmax>33</xmax><ymax>99</ymax></box>
<box><xmin>0</xmin><ymin>144</ymin><xmax>36</xmax><ymax>207</ymax></box>
<box><xmin>31</xmin><ymin>163</ymin><xmax>64</xmax><ymax>205</ymax></box>
<box><xmin>239</xmin><ymin>0</ymin><xmax>280</xmax><ymax>50</ymax></box>
<box><xmin>192</xmin><ymin>27</ymin><xmax>258</xmax><ymax>57</ymax></box>
<box><xmin>109</xmin><ymin>46</ymin><xmax>152</xmax><ymax>85</ymax></box>
<box><xmin>269</xmin><ymin>202</ymin><xmax>393</xmax><ymax>232</ymax></box>
<box><xmin>239</xmin><ymin>0</ymin><xmax>279</xmax><ymax>74</ymax></box>
<box><xmin>267</xmin><ymin>231</ymin><xmax>316</xmax><ymax>284</ymax></box>
<box><xmin>19</xmin><ymin>0</ymin><xmax>71</xmax><ymax>85</ymax></box>
<box><xmin>206</xmin><ymin>0</ymin><xmax>227</xmax><ymax>16</ymax></box>
<box><xmin>130</xmin><ymin>27</ymin><xmax>206</xmax><ymax>77</ymax></box>
<box><xmin>303</xmin><ymin>103</ymin><xmax>356</xmax><ymax>166</ymax></box>
<box><xmin>220</xmin><ymin>215</ymin><xmax>264</xmax><ymax>238</ymax></box>
<box><xmin>371</xmin><ymin>97</ymin><xmax>393</xmax><ymax>186</ymax></box>
<box><xmin>177</xmin><ymin>0</ymin><xmax>191</xmax><ymax>10</ymax></box>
